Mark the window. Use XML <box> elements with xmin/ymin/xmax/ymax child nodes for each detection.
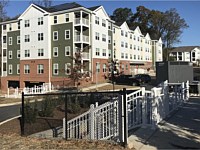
<box><xmin>177</xmin><ymin>52</ymin><xmax>182</xmax><ymax>61</ymax></box>
<box><xmin>134</xmin><ymin>35</ymin><xmax>136</xmax><ymax>40</ymax></box>
<box><xmin>134</xmin><ymin>45</ymin><xmax>136</xmax><ymax>50</ymax></box>
<box><xmin>121</xmin><ymin>64</ymin><xmax>124</xmax><ymax>71</ymax></box>
<box><xmin>3</xmin><ymin>24</ymin><xmax>6</xmax><ymax>30</ymax></box>
<box><xmin>38</xmin><ymin>33</ymin><xmax>44</xmax><ymax>41</ymax></box>
<box><xmin>121</xmin><ymin>53</ymin><xmax>124</xmax><ymax>59</ymax></box>
<box><xmin>17</xmin><ymin>50</ymin><xmax>20</xmax><ymax>58</ymax></box>
<box><xmin>130</xmin><ymin>54</ymin><xmax>132</xmax><ymax>59</ymax></box>
<box><xmin>134</xmin><ymin>55</ymin><xmax>136</xmax><ymax>60</ymax></box>
<box><xmin>53</xmin><ymin>63</ymin><xmax>59</xmax><ymax>75</ymax></box>
<box><xmin>95</xmin><ymin>16</ymin><xmax>99</xmax><ymax>25</ymax></box>
<box><xmin>113</xmin><ymin>27</ymin><xmax>115</xmax><ymax>33</ymax></box>
<box><xmin>17</xmin><ymin>36</ymin><xmax>20</xmax><ymax>44</ymax></box>
<box><xmin>18</xmin><ymin>21</ymin><xmax>20</xmax><ymax>29</ymax></box>
<box><xmin>96</xmin><ymin>62</ymin><xmax>100</xmax><ymax>73</ymax></box>
<box><xmin>126</xmin><ymin>64</ymin><xmax>128</xmax><ymax>70</ymax></box>
<box><xmin>8</xmin><ymin>37</ymin><xmax>12</xmax><ymax>45</ymax></box>
<box><xmin>38</xmin><ymin>49</ymin><xmax>44</xmax><ymax>56</ymax></box>
<box><xmin>8</xmin><ymin>64</ymin><xmax>12</xmax><ymax>74</ymax></box>
<box><xmin>9</xmin><ymin>24</ymin><xmax>12</xmax><ymax>31</ymax></box>
<box><xmin>3</xmin><ymin>36</ymin><xmax>6</xmax><ymax>43</ymax></box>
<box><xmin>37</xmin><ymin>64</ymin><xmax>44</xmax><ymax>74</ymax></box>
<box><xmin>138</xmin><ymin>37</ymin><xmax>140</xmax><ymax>41</ymax></box>
<box><xmin>130</xmin><ymin>44</ymin><xmax>132</xmax><ymax>49</ymax></box>
<box><xmin>65</xmin><ymin>30</ymin><xmax>70</xmax><ymax>40</ymax></box>
<box><xmin>121</xmin><ymin>30</ymin><xmax>124</xmax><ymax>36</ymax></box>
<box><xmin>103</xmin><ymin>64</ymin><xmax>107</xmax><ymax>73</ymax></box>
<box><xmin>96</xmin><ymin>48</ymin><xmax>100</xmax><ymax>56</ymax></box>
<box><xmin>24</xmin><ymin>64</ymin><xmax>30</xmax><ymax>74</ymax></box>
<box><xmin>102</xmin><ymin>49</ymin><xmax>106</xmax><ymax>56</ymax></box>
<box><xmin>102</xmin><ymin>19</ymin><xmax>106</xmax><ymax>27</ymax></box>
<box><xmin>54</xmin><ymin>16</ymin><xmax>57</xmax><ymax>24</ymax></box>
<box><xmin>125</xmin><ymin>42</ymin><xmax>128</xmax><ymax>48</ymax></box>
<box><xmin>108</xmin><ymin>49</ymin><xmax>111</xmax><ymax>58</ymax></box>
<box><xmin>25</xmin><ymin>49</ymin><xmax>30</xmax><ymax>57</ymax></box>
<box><xmin>65</xmin><ymin>14</ymin><xmax>69</xmax><ymax>22</ymax></box>
<box><xmin>65</xmin><ymin>46</ymin><xmax>70</xmax><ymax>56</ymax></box>
<box><xmin>25</xmin><ymin>20</ymin><xmax>30</xmax><ymax>27</ymax></box>
<box><xmin>125</xmin><ymin>32</ymin><xmax>128</xmax><ymax>37</ymax></box>
<box><xmin>138</xmin><ymin>55</ymin><xmax>140</xmax><ymax>60</ymax></box>
<box><xmin>108</xmin><ymin>22</ymin><xmax>111</xmax><ymax>30</ymax></box>
<box><xmin>102</xmin><ymin>34</ymin><xmax>106</xmax><ymax>42</ymax></box>
<box><xmin>114</xmin><ymin>40</ymin><xmax>116</xmax><ymax>46</ymax></box>
<box><xmin>3</xmin><ymin>49</ymin><xmax>6</xmax><ymax>57</ymax></box>
<box><xmin>141</xmin><ymin>47</ymin><xmax>142</xmax><ymax>51</ymax></box>
<box><xmin>65</xmin><ymin>63</ymin><xmax>71</xmax><ymax>75</ymax></box>
<box><xmin>138</xmin><ymin>46</ymin><xmax>140</xmax><ymax>51</ymax></box>
<box><xmin>17</xmin><ymin>64</ymin><xmax>20</xmax><ymax>74</ymax></box>
<box><xmin>108</xmin><ymin>36</ymin><xmax>111</xmax><ymax>44</ymax></box>
<box><xmin>130</xmin><ymin>34</ymin><xmax>132</xmax><ymax>39</ymax></box>
<box><xmin>121</xmin><ymin>41</ymin><xmax>124</xmax><ymax>47</ymax></box>
<box><xmin>114</xmin><ymin>50</ymin><xmax>116</xmax><ymax>58</ymax></box>
<box><xmin>53</xmin><ymin>47</ymin><xmax>58</xmax><ymax>57</ymax></box>
<box><xmin>25</xmin><ymin>35</ymin><xmax>30</xmax><ymax>42</ymax></box>
<box><xmin>95</xmin><ymin>32</ymin><xmax>100</xmax><ymax>40</ymax></box>
<box><xmin>53</xmin><ymin>31</ymin><xmax>58</xmax><ymax>41</ymax></box>
<box><xmin>125</xmin><ymin>53</ymin><xmax>128</xmax><ymax>59</ymax></box>
<box><xmin>38</xmin><ymin>17</ymin><xmax>43</xmax><ymax>25</ymax></box>
<box><xmin>192</xmin><ymin>52</ymin><xmax>195</xmax><ymax>61</ymax></box>
<box><xmin>8</xmin><ymin>51</ymin><xmax>12</xmax><ymax>59</ymax></box>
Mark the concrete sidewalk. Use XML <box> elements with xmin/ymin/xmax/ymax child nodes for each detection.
<box><xmin>128</xmin><ymin>97</ymin><xmax>200</xmax><ymax>149</ymax></box>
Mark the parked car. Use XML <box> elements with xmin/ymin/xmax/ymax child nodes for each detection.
<box><xmin>134</xmin><ymin>74</ymin><xmax>151</xmax><ymax>83</ymax></box>
<box><xmin>111</xmin><ymin>74</ymin><xmax>140</xmax><ymax>86</ymax></box>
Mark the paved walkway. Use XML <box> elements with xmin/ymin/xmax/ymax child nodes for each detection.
<box><xmin>128</xmin><ymin>97</ymin><xmax>200</xmax><ymax>149</ymax></box>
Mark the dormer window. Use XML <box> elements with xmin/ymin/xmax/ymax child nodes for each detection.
<box><xmin>25</xmin><ymin>20</ymin><xmax>30</xmax><ymax>27</ymax></box>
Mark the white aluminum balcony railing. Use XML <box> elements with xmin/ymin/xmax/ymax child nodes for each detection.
<box><xmin>82</xmin><ymin>52</ymin><xmax>89</xmax><ymax>60</ymax></box>
<box><xmin>74</xmin><ymin>35</ymin><xmax>89</xmax><ymax>43</ymax></box>
<box><xmin>74</xmin><ymin>18</ymin><xmax>89</xmax><ymax>26</ymax></box>
<box><xmin>3</xmin><ymin>57</ymin><xmax>7</xmax><ymax>62</ymax></box>
<box><xmin>2</xmin><ymin>71</ymin><xmax>7</xmax><ymax>76</ymax></box>
<box><xmin>3</xmin><ymin>43</ymin><xmax>7</xmax><ymax>48</ymax></box>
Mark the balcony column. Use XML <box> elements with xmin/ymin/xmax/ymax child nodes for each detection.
<box><xmin>80</xmin><ymin>11</ymin><xmax>83</xmax><ymax>43</ymax></box>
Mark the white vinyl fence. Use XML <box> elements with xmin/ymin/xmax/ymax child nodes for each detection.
<box><xmin>63</xmin><ymin>80</ymin><xmax>189</xmax><ymax>143</ymax></box>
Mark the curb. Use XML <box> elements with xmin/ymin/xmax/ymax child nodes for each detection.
<box><xmin>0</xmin><ymin>115</ymin><xmax>21</xmax><ymax>126</ymax></box>
<box><xmin>0</xmin><ymin>102</ymin><xmax>21</xmax><ymax>107</ymax></box>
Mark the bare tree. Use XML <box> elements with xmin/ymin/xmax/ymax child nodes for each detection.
<box><xmin>30</xmin><ymin>0</ymin><xmax>52</xmax><ymax>7</ymax></box>
<box><xmin>0</xmin><ymin>0</ymin><xmax>9</xmax><ymax>22</ymax></box>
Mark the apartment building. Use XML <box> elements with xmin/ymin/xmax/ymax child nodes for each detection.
<box><xmin>1</xmin><ymin>2</ymin><xmax>162</xmax><ymax>92</ymax></box>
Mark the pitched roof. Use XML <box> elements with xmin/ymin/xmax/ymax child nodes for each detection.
<box><xmin>170</xmin><ymin>46</ymin><xmax>200</xmax><ymax>52</ymax></box>
<box><xmin>114</xmin><ymin>22</ymin><xmax>124</xmax><ymax>27</ymax></box>
<box><xmin>35</xmin><ymin>2</ymin><xmax>83</xmax><ymax>13</ymax></box>
<box><xmin>88</xmin><ymin>5</ymin><xmax>101</xmax><ymax>11</ymax></box>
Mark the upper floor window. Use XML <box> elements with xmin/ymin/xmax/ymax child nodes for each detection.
<box><xmin>17</xmin><ymin>36</ymin><xmax>20</xmax><ymax>44</ymax></box>
<box><xmin>25</xmin><ymin>35</ymin><xmax>30</xmax><ymax>42</ymax></box>
<box><xmin>121</xmin><ymin>30</ymin><xmax>124</xmax><ymax>36</ymax></box>
<box><xmin>102</xmin><ymin>34</ymin><xmax>106</xmax><ymax>42</ymax></box>
<box><xmin>9</xmin><ymin>24</ymin><xmax>12</xmax><ymax>31</ymax></box>
<box><xmin>18</xmin><ymin>21</ymin><xmax>20</xmax><ymax>29</ymax></box>
<box><xmin>25</xmin><ymin>20</ymin><xmax>30</xmax><ymax>27</ymax></box>
<box><xmin>121</xmin><ymin>53</ymin><xmax>124</xmax><ymax>59</ymax></box>
<box><xmin>65</xmin><ymin>63</ymin><xmax>71</xmax><ymax>75</ymax></box>
<box><xmin>8</xmin><ymin>51</ymin><xmax>12</xmax><ymax>59</ymax></box>
<box><xmin>17</xmin><ymin>64</ymin><xmax>20</xmax><ymax>74</ymax></box>
<box><xmin>125</xmin><ymin>53</ymin><xmax>128</xmax><ymax>59</ymax></box>
<box><xmin>108</xmin><ymin>22</ymin><xmax>111</xmax><ymax>30</ymax></box>
<box><xmin>130</xmin><ymin>44</ymin><xmax>132</xmax><ymax>49</ymax></box>
<box><xmin>8</xmin><ymin>37</ymin><xmax>12</xmax><ymax>45</ymax></box>
<box><xmin>130</xmin><ymin>34</ymin><xmax>132</xmax><ymax>39</ymax></box>
<box><xmin>108</xmin><ymin>36</ymin><xmax>111</xmax><ymax>44</ymax></box>
<box><xmin>37</xmin><ymin>64</ymin><xmax>44</xmax><ymax>74</ymax></box>
<box><xmin>3</xmin><ymin>24</ymin><xmax>6</xmax><ymax>30</ymax></box>
<box><xmin>96</xmin><ymin>48</ymin><xmax>100</xmax><ymax>56</ymax></box>
<box><xmin>125</xmin><ymin>32</ymin><xmax>128</xmax><ymax>37</ymax></box>
<box><xmin>53</xmin><ymin>63</ymin><xmax>59</xmax><ymax>75</ymax></box>
<box><xmin>38</xmin><ymin>17</ymin><xmax>43</xmax><ymax>25</ymax></box>
<box><xmin>125</xmin><ymin>42</ymin><xmax>128</xmax><ymax>48</ymax></box>
<box><xmin>65</xmin><ymin>46</ymin><xmax>71</xmax><ymax>56</ymax></box>
<box><xmin>38</xmin><ymin>49</ymin><xmax>44</xmax><ymax>56</ymax></box>
<box><xmin>121</xmin><ymin>41</ymin><xmax>124</xmax><ymax>47</ymax></box>
<box><xmin>95</xmin><ymin>16</ymin><xmax>99</xmax><ymax>25</ymax></box>
<box><xmin>113</xmin><ymin>27</ymin><xmax>115</xmax><ymax>33</ymax></box>
<box><xmin>8</xmin><ymin>64</ymin><xmax>12</xmax><ymax>74</ymax></box>
<box><xmin>134</xmin><ymin>35</ymin><xmax>136</xmax><ymax>40</ymax></box>
<box><xmin>108</xmin><ymin>49</ymin><xmax>111</xmax><ymax>58</ymax></box>
<box><xmin>53</xmin><ymin>31</ymin><xmax>58</xmax><ymax>41</ymax></box>
<box><xmin>3</xmin><ymin>36</ymin><xmax>6</xmax><ymax>43</ymax></box>
<box><xmin>38</xmin><ymin>33</ymin><xmax>44</xmax><ymax>41</ymax></box>
<box><xmin>25</xmin><ymin>49</ymin><xmax>30</xmax><ymax>57</ymax></box>
<box><xmin>54</xmin><ymin>16</ymin><xmax>57</xmax><ymax>24</ymax></box>
<box><xmin>96</xmin><ymin>62</ymin><xmax>100</xmax><ymax>73</ymax></box>
<box><xmin>24</xmin><ymin>64</ymin><xmax>30</xmax><ymax>74</ymax></box>
<box><xmin>53</xmin><ymin>47</ymin><xmax>58</xmax><ymax>57</ymax></box>
<box><xmin>17</xmin><ymin>50</ymin><xmax>20</xmax><ymax>58</ymax></box>
<box><xmin>130</xmin><ymin>54</ymin><xmax>132</xmax><ymax>59</ymax></box>
<box><xmin>65</xmin><ymin>30</ymin><xmax>70</xmax><ymax>40</ymax></box>
<box><xmin>95</xmin><ymin>32</ymin><xmax>100</xmax><ymax>40</ymax></box>
<box><xmin>102</xmin><ymin>49</ymin><xmax>106</xmax><ymax>56</ymax></box>
<box><xmin>65</xmin><ymin>14</ymin><xmax>69</xmax><ymax>22</ymax></box>
<box><xmin>138</xmin><ymin>37</ymin><xmax>140</xmax><ymax>41</ymax></box>
<box><xmin>102</xmin><ymin>19</ymin><xmax>106</xmax><ymax>27</ymax></box>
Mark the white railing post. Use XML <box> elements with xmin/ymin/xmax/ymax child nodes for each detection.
<box><xmin>141</xmin><ymin>87</ymin><xmax>147</xmax><ymax>127</ymax></box>
<box><xmin>186</xmin><ymin>80</ymin><xmax>189</xmax><ymax>101</ymax></box>
<box><xmin>181</xmin><ymin>82</ymin><xmax>185</xmax><ymax>105</ymax></box>
<box><xmin>151</xmin><ymin>88</ymin><xmax>157</xmax><ymax>129</ymax></box>
<box><xmin>163</xmin><ymin>80</ymin><xmax>169</xmax><ymax>117</ymax></box>
<box><xmin>90</xmin><ymin>104</ymin><xmax>95</xmax><ymax>140</ymax></box>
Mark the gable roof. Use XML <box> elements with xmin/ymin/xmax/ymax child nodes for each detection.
<box><xmin>35</xmin><ymin>2</ymin><xmax>83</xmax><ymax>13</ymax></box>
<box><xmin>88</xmin><ymin>5</ymin><xmax>101</xmax><ymax>11</ymax></box>
<box><xmin>170</xmin><ymin>46</ymin><xmax>200</xmax><ymax>53</ymax></box>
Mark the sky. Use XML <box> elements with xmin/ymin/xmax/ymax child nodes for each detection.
<box><xmin>4</xmin><ymin>0</ymin><xmax>200</xmax><ymax>47</ymax></box>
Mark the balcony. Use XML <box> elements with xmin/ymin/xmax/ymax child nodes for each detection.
<box><xmin>2</xmin><ymin>71</ymin><xmax>7</xmax><ymax>76</ymax></box>
<box><xmin>3</xmin><ymin>56</ymin><xmax>7</xmax><ymax>62</ymax></box>
<box><xmin>74</xmin><ymin>18</ymin><xmax>89</xmax><ymax>26</ymax></box>
<box><xmin>82</xmin><ymin>52</ymin><xmax>89</xmax><ymax>60</ymax></box>
<box><xmin>3</xmin><ymin>43</ymin><xmax>7</xmax><ymax>48</ymax></box>
<box><xmin>74</xmin><ymin>35</ymin><xmax>89</xmax><ymax>43</ymax></box>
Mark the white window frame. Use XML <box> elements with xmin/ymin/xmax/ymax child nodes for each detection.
<box><xmin>96</xmin><ymin>62</ymin><xmax>100</xmax><ymax>73</ymax></box>
<box><xmin>53</xmin><ymin>31</ymin><xmax>58</xmax><ymax>41</ymax></box>
<box><xmin>121</xmin><ymin>53</ymin><xmax>124</xmax><ymax>59</ymax></box>
<box><xmin>37</xmin><ymin>64</ymin><xmax>44</xmax><ymax>74</ymax></box>
<box><xmin>65</xmin><ymin>30</ymin><xmax>70</xmax><ymax>40</ymax></box>
<box><xmin>8</xmin><ymin>37</ymin><xmax>12</xmax><ymax>45</ymax></box>
<box><xmin>24</xmin><ymin>20</ymin><xmax>30</xmax><ymax>27</ymax></box>
<box><xmin>25</xmin><ymin>49</ymin><xmax>30</xmax><ymax>57</ymax></box>
<box><xmin>8</xmin><ymin>64</ymin><xmax>12</xmax><ymax>74</ymax></box>
<box><xmin>65</xmin><ymin>14</ymin><xmax>69</xmax><ymax>22</ymax></box>
<box><xmin>95</xmin><ymin>32</ymin><xmax>100</xmax><ymax>40</ymax></box>
<box><xmin>25</xmin><ymin>35</ymin><xmax>30</xmax><ymax>42</ymax></box>
<box><xmin>38</xmin><ymin>33</ymin><xmax>44</xmax><ymax>41</ymax></box>
<box><xmin>8</xmin><ymin>51</ymin><xmax>12</xmax><ymax>59</ymax></box>
<box><xmin>38</xmin><ymin>49</ymin><xmax>44</xmax><ymax>57</ymax></box>
<box><xmin>53</xmin><ymin>47</ymin><xmax>58</xmax><ymax>57</ymax></box>
<box><xmin>17</xmin><ymin>50</ymin><xmax>20</xmax><ymax>58</ymax></box>
<box><xmin>102</xmin><ymin>19</ymin><xmax>106</xmax><ymax>27</ymax></box>
<box><xmin>96</xmin><ymin>48</ymin><xmax>100</xmax><ymax>56</ymax></box>
<box><xmin>54</xmin><ymin>16</ymin><xmax>57</xmax><ymax>24</ymax></box>
<box><xmin>38</xmin><ymin>17</ymin><xmax>43</xmax><ymax>25</ymax></box>
<box><xmin>103</xmin><ymin>64</ymin><xmax>107</xmax><ymax>73</ymax></box>
<box><xmin>65</xmin><ymin>46</ymin><xmax>71</xmax><ymax>56</ymax></box>
<box><xmin>108</xmin><ymin>36</ymin><xmax>111</xmax><ymax>44</ymax></box>
<box><xmin>53</xmin><ymin>63</ymin><xmax>59</xmax><ymax>75</ymax></box>
<box><xmin>102</xmin><ymin>34</ymin><xmax>106</xmax><ymax>42</ymax></box>
<box><xmin>17</xmin><ymin>36</ymin><xmax>20</xmax><ymax>44</ymax></box>
<box><xmin>17</xmin><ymin>64</ymin><xmax>20</xmax><ymax>74</ymax></box>
<box><xmin>102</xmin><ymin>49</ymin><xmax>106</xmax><ymax>57</ymax></box>
<box><xmin>95</xmin><ymin>16</ymin><xmax>99</xmax><ymax>25</ymax></box>
<box><xmin>65</xmin><ymin>63</ymin><xmax>71</xmax><ymax>75</ymax></box>
<box><xmin>24</xmin><ymin>64</ymin><xmax>30</xmax><ymax>74</ymax></box>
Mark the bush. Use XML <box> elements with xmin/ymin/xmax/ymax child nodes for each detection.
<box><xmin>24</xmin><ymin>100</ymin><xmax>38</xmax><ymax>124</ymax></box>
<box><xmin>38</xmin><ymin>96</ymin><xmax>55</xmax><ymax>117</ymax></box>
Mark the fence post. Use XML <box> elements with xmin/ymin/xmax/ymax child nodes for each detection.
<box><xmin>118</xmin><ymin>92</ymin><xmax>123</xmax><ymax>143</ymax></box>
<box><xmin>151</xmin><ymin>88</ymin><xmax>157</xmax><ymax>129</ymax></box>
<box><xmin>141</xmin><ymin>87</ymin><xmax>147</xmax><ymax>127</ymax></box>
<box><xmin>186</xmin><ymin>81</ymin><xmax>189</xmax><ymax>100</ymax></box>
<box><xmin>21</xmin><ymin>92</ymin><xmax>25</xmax><ymax>136</ymax></box>
<box><xmin>123</xmin><ymin>88</ymin><xmax>128</xmax><ymax>148</ymax></box>
<box><xmin>164</xmin><ymin>80</ymin><xmax>169</xmax><ymax>117</ymax></box>
<box><xmin>181</xmin><ymin>82</ymin><xmax>185</xmax><ymax>104</ymax></box>
<box><xmin>174</xmin><ymin>85</ymin><xmax>178</xmax><ymax>109</ymax></box>
<box><xmin>64</xmin><ymin>94</ymin><xmax>68</xmax><ymax>140</ymax></box>
<box><xmin>90</xmin><ymin>104</ymin><xmax>95</xmax><ymax>140</ymax></box>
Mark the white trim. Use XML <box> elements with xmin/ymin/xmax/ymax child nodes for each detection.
<box><xmin>65</xmin><ymin>46</ymin><xmax>71</xmax><ymax>56</ymax></box>
<box><xmin>53</xmin><ymin>31</ymin><xmax>58</xmax><ymax>41</ymax></box>
<box><xmin>53</xmin><ymin>63</ymin><xmax>59</xmax><ymax>75</ymax></box>
<box><xmin>65</xmin><ymin>30</ymin><xmax>70</xmax><ymax>40</ymax></box>
<box><xmin>53</xmin><ymin>47</ymin><xmax>58</xmax><ymax>57</ymax></box>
